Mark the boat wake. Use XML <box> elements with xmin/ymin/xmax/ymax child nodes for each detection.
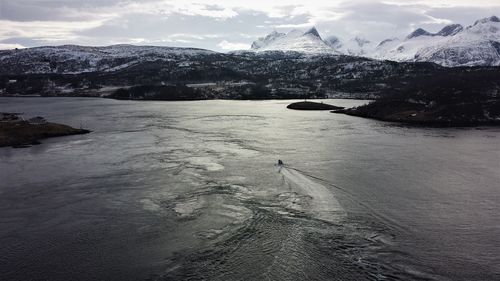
<box><xmin>278</xmin><ymin>165</ymin><xmax>345</xmax><ymax>223</ymax></box>
<box><xmin>279</xmin><ymin>164</ymin><xmax>410</xmax><ymax>234</ymax></box>
<box><xmin>156</xmin><ymin>164</ymin><xmax>435</xmax><ymax>281</ymax></box>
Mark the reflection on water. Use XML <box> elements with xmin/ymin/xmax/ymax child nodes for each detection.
<box><xmin>0</xmin><ymin>98</ymin><xmax>499</xmax><ymax>281</ymax></box>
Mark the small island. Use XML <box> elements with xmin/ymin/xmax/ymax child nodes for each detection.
<box><xmin>0</xmin><ymin>113</ymin><xmax>90</xmax><ymax>148</ymax></box>
<box><xmin>287</xmin><ymin>101</ymin><xmax>345</xmax><ymax>111</ymax></box>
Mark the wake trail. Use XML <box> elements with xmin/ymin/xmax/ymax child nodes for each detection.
<box><xmin>278</xmin><ymin>166</ymin><xmax>345</xmax><ymax>223</ymax></box>
<box><xmin>279</xmin><ymin>165</ymin><xmax>410</xmax><ymax>234</ymax></box>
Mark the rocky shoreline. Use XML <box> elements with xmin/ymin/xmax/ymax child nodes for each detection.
<box><xmin>0</xmin><ymin>114</ymin><xmax>90</xmax><ymax>148</ymax></box>
<box><xmin>333</xmin><ymin>100</ymin><xmax>500</xmax><ymax>126</ymax></box>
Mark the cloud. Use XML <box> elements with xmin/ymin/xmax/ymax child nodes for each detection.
<box><xmin>0</xmin><ymin>0</ymin><xmax>122</xmax><ymax>21</ymax></box>
<box><xmin>0</xmin><ymin>0</ymin><xmax>499</xmax><ymax>51</ymax></box>
<box><xmin>169</xmin><ymin>3</ymin><xmax>238</xmax><ymax>19</ymax></box>
<box><xmin>0</xmin><ymin>19</ymin><xmax>105</xmax><ymax>42</ymax></box>
<box><xmin>217</xmin><ymin>40</ymin><xmax>249</xmax><ymax>50</ymax></box>
<box><xmin>274</xmin><ymin>22</ymin><xmax>314</xmax><ymax>29</ymax></box>
<box><xmin>0</xmin><ymin>43</ymin><xmax>25</xmax><ymax>50</ymax></box>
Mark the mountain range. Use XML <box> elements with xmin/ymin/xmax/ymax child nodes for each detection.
<box><xmin>0</xmin><ymin>16</ymin><xmax>498</xmax><ymax>125</ymax></box>
<box><xmin>0</xmin><ymin>15</ymin><xmax>498</xmax><ymax>76</ymax></box>
<box><xmin>250</xmin><ymin>16</ymin><xmax>500</xmax><ymax>67</ymax></box>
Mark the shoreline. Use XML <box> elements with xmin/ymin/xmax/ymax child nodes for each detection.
<box><xmin>0</xmin><ymin>120</ymin><xmax>90</xmax><ymax>148</ymax></box>
<box><xmin>334</xmin><ymin>110</ymin><xmax>500</xmax><ymax>127</ymax></box>
<box><xmin>333</xmin><ymin>100</ymin><xmax>500</xmax><ymax>127</ymax></box>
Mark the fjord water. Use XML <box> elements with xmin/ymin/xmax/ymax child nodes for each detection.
<box><xmin>1</xmin><ymin>98</ymin><xmax>499</xmax><ymax>281</ymax></box>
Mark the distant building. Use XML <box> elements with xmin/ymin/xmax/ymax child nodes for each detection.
<box><xmin>28</xmin><ymin>116</ymin><xmax>47</xmax><ymax>125</ymax></box>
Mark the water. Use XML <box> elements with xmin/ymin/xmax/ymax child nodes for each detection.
<box><xmin>1</xmin><ymin>97</ymin><xmax>499</xmax><ymax>281</ymax></box>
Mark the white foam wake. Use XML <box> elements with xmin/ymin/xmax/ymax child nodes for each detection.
<box><xmin>278</xmin><ymin>166</ymin><xmax>345</xmax><ymax>223</ymax></box>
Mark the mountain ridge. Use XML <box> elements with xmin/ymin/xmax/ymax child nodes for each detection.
<box><xmin>250</xmin><ymin>27</ymin><xmax>336</xmax><ymax>54</ymax></box>
<box><xmin>250</xmin><ymin>15</ymin><xmax>500</xmax><ymax>67</ymax></box>
<box><xmin>1</xmin><ymin>15</ymin><xmax>499</xmax><ymax>74</ymax></box>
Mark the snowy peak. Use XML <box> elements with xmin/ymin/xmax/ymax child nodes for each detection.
<box><xmin>467</xmin><ymin>15</ymin><xmax>500</xmax><ymax>38</ymax></box>
<box><xmin>250</xmin><ymin>27</ymin><xmax>373</xmax><ymax>55</ymax></box>
<box><xmin>249</xmin><ymin>15</ymin><xmax>500</xmax><ymax>66</ymax></box>
<box><xmin>251</xmin><ymin>31</ymin><xmax>286</xmax><ymax>50</ymax></box>
<box><xmin>405</xmin><ymin>24</ymin><xmax>463</xmax><ymax>39</ymax></box>
<box><xmin>303</xmin><ymin>27</ymin><xmax>321</xmax><ymax>38</ymax></box>
<box><xmin>250</xmin><ymin>27</ymin><xmax>337</xmax><ymax>54</ymax></box>
<box><xmin>436</xmin><ymin>24</ymin><xmax>463</xmax><ymax>36</ymax></box>
<box><xmin>377</xmin><ymin>38</ymin><xmax>399</xmax><ymax>47</ymax></box>
<box><xmin>352</xmin><ymin>36</ymin><xmax>371</xmax><ymax>47</ymax></box>
<box><xmin>373</xmin><ymin>15</ymin><xmax>500</xmax><ymax>67</ymax></box>
<box><xmin>474</xmin><ymin>15</ymin><xmax>500</xmax><ymax>26</ymax></box>
<box><xmin>324</xmin><ymin>35</ymin><xmax>341</xmax><ymax>48</ymax></box>
<box><xmin>407</xmin><ymin>28</ymin><xmax>433</xmax><ymax>39</ymax></box>
<box><xmin>334</xmin><ymin>36</ymin><xmax>375</xmax><ymax>56</ymax></box>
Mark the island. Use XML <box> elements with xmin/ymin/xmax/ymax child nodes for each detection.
<box><xmin>287</xmin><ymin>101</ymin><xmax>345</xmax><ymax>111</ymax></box>
<box><xmin>0</xmin><ymin>113</ymin><xmax>90</xmax><ymax>148</ymax></box>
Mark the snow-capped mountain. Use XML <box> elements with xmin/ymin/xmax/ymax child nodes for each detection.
<box><xmin>436</xmin><ymin>24</ymin><xmax>463</xmax><ymax>37</ymax></box>
<box><xmin>250</xmin><ymin>16</ymin><xmax>500</xmax><ymax>67</ymax></box>
<box><xmin>0</xmin><ymin>44</ymin><xmax>217</xmax><ymax>74</ymax></box>
<box><xmin>373</xmin><ymin>16</ymin><xmax>500</xmax><ymax>66</ymax></box>
<box><xmin>250</xmin><ymin>27</ymin><xmax>378</xmax><ymax>56</ymax></box>
<box><xmin>335</xmin><ymin>36</ymin><xmax>376</xmax><ymax>56</ymax></box>
<box><xmin>407</xmin><ymin>28</ymin><xmax>434</xmax><ymax>39</ymax></box>
<box><xmin>251</xmin><ymin>28</ymin><xmax>376</xmax><ymax>56</ymax></box>
<box><xmin>415</xmin><ymin>16</ymin><xmax>500</xmax><ymax>66</ymax></box>
<box><xmin>1</xmin><ymin>15</ymin><xmax>498</xmax><ymax>74</ymax></box>
<box><xmin>250</xmin><ymin>27</ymin><xmax>339</xmax><ymax>54</ymax></box>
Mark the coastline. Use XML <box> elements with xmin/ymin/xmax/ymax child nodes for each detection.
<box><xmin>0</xmin><ymin>121</ymin><xmax>90</xmax><ymax>148</ymax></box>
<box><xmin>333</xmin><ymin>100</ymin><xmax>500</xmax><ymax>127</ymax></box>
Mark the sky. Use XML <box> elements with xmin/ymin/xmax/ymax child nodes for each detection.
<box><xmin>0</xmin><ymin>0</ymin><xmax>499</xmax><ymax>51</ymax></box>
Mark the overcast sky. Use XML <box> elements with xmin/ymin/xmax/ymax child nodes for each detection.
<box><xmin>0</xmin><ymin>0</ymin><xmax>499</xmax><ymax>51</ymax></box>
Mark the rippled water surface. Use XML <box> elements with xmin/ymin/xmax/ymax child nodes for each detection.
<box><xmin>1</xmin><ymin>98</ymin><xmax>499</xmax><ymax>281</ymax></box>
